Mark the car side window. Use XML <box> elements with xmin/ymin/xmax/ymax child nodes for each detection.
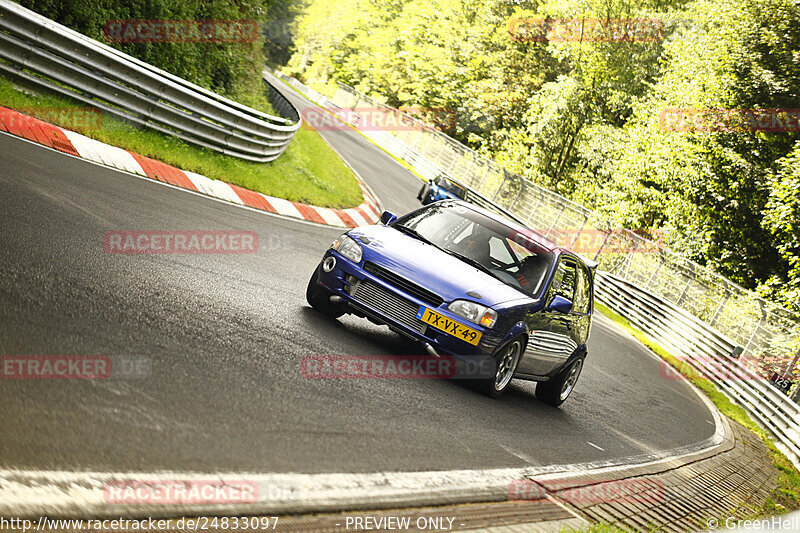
<box><xmin>548</xmin><ymin>260</ymin><xmax>577</xmax><ymax>305</ymax></box>
<box><xmin>573</xmin><ymin>265</ymin><xmax>591</xmax><ymax>314</ymax></box>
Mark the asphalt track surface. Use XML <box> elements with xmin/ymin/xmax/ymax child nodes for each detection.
<box><xmin>0</xmin><ymin>95</ymin><xmax>714</xmax><ymax>476</ymax></box>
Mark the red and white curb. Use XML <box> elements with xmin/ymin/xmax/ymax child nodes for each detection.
<box><xmin>0</xmin><ymin>106</ymin><xmax>382</xmax><ymax>228</ymax></box>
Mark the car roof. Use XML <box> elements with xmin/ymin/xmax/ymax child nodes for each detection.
<box><xmin>437</xmin><ymin>174</ymin><xmax>466</xmax><ymax>186</ymax></box>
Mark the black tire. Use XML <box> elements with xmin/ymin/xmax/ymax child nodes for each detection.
<box><xmin>536</xmin><ymin>356</ymin><xmax>584</xmax><ymax>407</ymax></box>
<box><xmin>478</xmin><ymin>336</ymin><xmax>525</xmax><ymax>398</ymax></box>
<box><xmin>417</xmin><ymin>184</ymin><xmax>427</xmax><ymax>202</ymax></box>
<box><xmin>306</xmin><ymin>267</ymin><xmax>345</xmax><ymax>318</ymax></box>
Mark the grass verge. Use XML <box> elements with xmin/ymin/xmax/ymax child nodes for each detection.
<box><xmin>595</xmin><ymin>301</ymin><xmax>800</xmax><ymax>515</ymax></box>
<box><xmin>0</xmin><ymin>75</ymin><xmax>363</xmax><ymax>209</ymax></box>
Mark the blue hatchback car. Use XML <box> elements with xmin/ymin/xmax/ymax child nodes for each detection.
<box><xmin>417</xmin><ymin>175</ymin><xmax>468</xmax><ymax>205</ymax></box>
<box><xmin>306</xmin><ymin>200</ymin><xmax>595</xmax><ymax>405</ymax></box>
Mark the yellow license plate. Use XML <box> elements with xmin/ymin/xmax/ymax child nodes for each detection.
<box><xmin>416</xmin><ymin>306</ymin><xmax>482</xmax><ymax>346</ymax></box>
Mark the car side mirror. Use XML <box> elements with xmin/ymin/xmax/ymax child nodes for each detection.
<box><xmin>547</xmin><ymin>295</ymin><xmax>573</xmax><ymax>314</ymax></box>
<box><xmin>380</xmin><ymin>211</ymin><xmax>397</xmax><ymax>225</ymax></box>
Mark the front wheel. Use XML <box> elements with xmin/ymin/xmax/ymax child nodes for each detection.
<box><xmin>478</xmin><ymin>337</ymin><xmax>524</xmax><ymax>398</ymax></box>
<box><xmin>306</xmin><ymin>268</ymin><xmax>345</xmax><ymax>318</ymax></box>
<box><xmin>536</xmin><ymin>357</ymin><xmax>584</xmax><ymax>407</ymax></box>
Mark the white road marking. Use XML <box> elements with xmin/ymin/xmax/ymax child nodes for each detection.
<box><xmin>343</xmin><ymin>208</ymin><xmax>371</xmax><ymax>227</ymax></box>
<box><xmin>500</xmin><ymin>445</ymin><xmax>541</xmax><ymax>465</ymax></box>
<box><xmin>184</xmin><ymin>171</ymin><xmax>244</xmax><ymax>205</ymax></box>
<box><xmin>266</xmin><ymin>196</ymin><xmax>304</xmax><ymax>219</ymax></box>
<box><xmin>586</xmin><ymin>441</ymin><xmax>605</xmax><ymax>451</ymax></box>
<box><xmin>62</xmin><ymin>130</ymin><xmax>144</xmax><ymax>176</ymax></box>
<box><xmin>0</xmin><ymin>405</ymin><xmax>728</xmax><ymax>520</ymax></box>
<box><xmin>314</xmin><ymin>206</ymin><xmax>348</xmax><ymax>227</ymax></box>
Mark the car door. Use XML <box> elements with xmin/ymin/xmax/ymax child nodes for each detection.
<box><xmin>516</xmin><ymin>257</ymin><xmax>580</xmax><ymax>377</ymax></box>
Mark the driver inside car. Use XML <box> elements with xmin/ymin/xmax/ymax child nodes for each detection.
<box><xmin>455</xmin><ymin>228</ymin><xmax>492</xmax><ymax>266</ymax></box>
<box><xmin>515</xmin><ymin>254</ymin><xmax>552</xmax><ymax>294</ymax></box>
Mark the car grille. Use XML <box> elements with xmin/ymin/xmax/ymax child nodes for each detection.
<box><xmin>363</xmin><ymin>262</ymin><xmax>443</xmax><ymax>307</ymax></box>
<box><xmin>351</xmin><ymin>279</ymin><xmax>426</xmax><ymax>333</ymax></box>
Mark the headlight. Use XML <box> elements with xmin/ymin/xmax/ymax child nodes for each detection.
<box><xmin>330</xmin><ymin>234</ymin><xmax>363</xmax><ymax>263</ymax></box>
<box><xmin>448</xmin><ymin>300</ymin><xmax>497</xmax><ymax>328</ymax></box>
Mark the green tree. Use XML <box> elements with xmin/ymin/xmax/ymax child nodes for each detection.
<box><xmin>642</xmin><ymin>0</ymin><xmax>800</xmax><ymax>287</ymax></box>
<box><xmin>762</xmin><ymin>143</ymin><xmax>800</xmax><ymax>310</ymax></box>
<box><xmin>21</xmin><ymin>0</ymin><xmax>277</xmax><ymax>100</ymax></box>
<box><xmin>285</xmin><ymin>0</ymin><xmax>800</xmax><ymax>307</ymax></box>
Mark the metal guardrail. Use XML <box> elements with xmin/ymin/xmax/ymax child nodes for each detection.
<box><xmin>0</xmin><ymin>0</ymin><xmax>301</xmax><ymax>162</ymax></box>
<box><xmin>597</xmin><ymin>272</ymin><xmax>800</xmax><ymax>467</ymax></box>
<box><xmin>275</xmin><ymin>71</ymin><xmax>800</xmax><ymax>468</ymax></box>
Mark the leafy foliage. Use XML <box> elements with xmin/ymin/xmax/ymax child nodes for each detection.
<box><xmin>763</xmin><ymin>143</ymin><xmax>800</xmax><ymax>309</ymax></box>
<box><xmin>20</xmin><ymin>0</ymin><xmax>290</xmax><ymax>101</ymax></box>
<box><xmin>286</xmin><ymin>0</ymin><xmax>800</xmax><ymax>308</ymax></box>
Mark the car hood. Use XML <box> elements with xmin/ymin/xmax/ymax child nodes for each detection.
<box><xmin>349</xmin><ymin>225</ymin><xmax>536</xmax><ymax>308</ymax></box>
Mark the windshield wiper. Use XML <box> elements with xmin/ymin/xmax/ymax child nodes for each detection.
<box><xmin>394</xmin><ymin>224</ymin><xmax>435</xmax><ymax>246</ymax></box>
<box><xmin>444</xmin><ymin>250</ymin><xmax>505</xmax><ymax>282</ymax></box>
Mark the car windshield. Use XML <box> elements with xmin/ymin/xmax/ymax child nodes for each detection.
<box><xmin>394</xmin><ymin>204</ymin><xmax>555</xmax><ymax>297</ymax></box>
<box><xmin>435</xmin><ymin>176</ymin><xmax>467</xmax><ymax>199</ymax></box>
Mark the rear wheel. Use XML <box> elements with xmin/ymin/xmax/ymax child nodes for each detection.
<box><xmin>479</xmin><ymin>337</ymin><xmax>524</xmax><ymax>398</ymax></box>
<box><xmin>536</xmin><ymin>357</ymin><xmax>584</xmax><ymax>407</ymax></box>
<box><xmin>306</xmin><ymin>267</ymin><xmax>345</xmax><ymax>318</ymax></box>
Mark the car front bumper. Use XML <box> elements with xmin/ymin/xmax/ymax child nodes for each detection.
<box><xmin>315</xmin><ymin>250</ymin><xmax>504</xmax><ymax>360</ymax></box>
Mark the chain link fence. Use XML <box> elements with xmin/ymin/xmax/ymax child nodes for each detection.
<box><xmin>330</xmin><ymin>82</ymin><xmax>800</xmax><ymax>398</ymax></box>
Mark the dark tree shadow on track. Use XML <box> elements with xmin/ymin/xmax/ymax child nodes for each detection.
<box><xmin>299</xmin><ymin>305</ymin><xmax>580</xmax><ymax>418</ymax></box>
